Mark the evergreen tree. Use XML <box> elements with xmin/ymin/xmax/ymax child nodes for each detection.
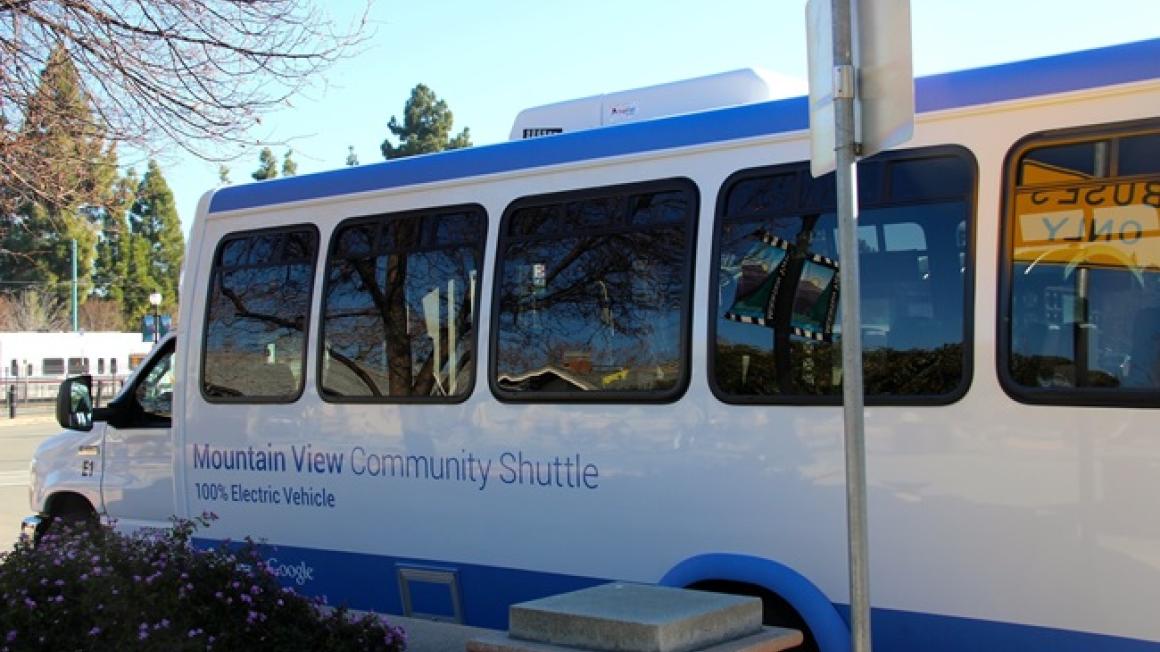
<box><xmin>218</xmin><ymin>164</ymin><xmax>232</xmax><ymax>186</ymax></box>
<box><xmin>345</xmin><ymin>146</ymin><xmax>359</xmax><ymax>167</ymax></box>
<box><xmin>380</xmin><ymin>84</ymin><xmax>472</xmax><ymax>160</ymax></box>
<box><xmin>122</xmin><ymin>232</ymin><xmax>155</xmax><ymax>330</ymax></box>
<box><xmin>92</xmin><ymin>169</ymin><xmax>138</xmax><ymax>304</ymax></box>
<box><xmin>0</xmin><ymin>47</ymin><xmax>115</xmax><ymax>308</ymax></box>
<box><xmin>281</xmin><ymin>149</ymin><xmax>298</xmax><ymax>177</ymax></box>
<box><xmin>251</xmin><ymin>147</ymin><xmax>278</xmax><ymax>181</ymax></box>
<box><xmin>129</xmin><ymin>161</ymin><xmax>184</xmax><ymax>318</ymax></box>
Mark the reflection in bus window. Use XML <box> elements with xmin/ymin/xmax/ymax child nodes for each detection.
<box><xmin>320</xmin><ymin>208</ymin><xmax>484</xmax><ymax>400</ymax></box>
<box><xmin>137</xmin><ymin>349</ymin><xmax>175</xmax><ymax>418</ymax></box>
<box><xmin>1006</xmin><ymin>122</ymin><xmax>1160</xmax><ymax>399</ymax></box>
<box><xmin>202</xmin><ymin>227</ymin><xmax>318</xmax><ymax>401</ymax></box>
<box><xmin>493</xmin><ymin>181</ymin><xmax>697</xmax><ymax>399</ymax></box>
<box><xmin>713</xmin><ymin>151</ymin><xmax>974</xmax><ymax>402</ymax></box>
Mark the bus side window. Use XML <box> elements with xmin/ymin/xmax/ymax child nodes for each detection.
<box><xmin>711</xmin><ymin>148</ymin><xmax>975</xmax><ymax>404</ymax></box>
<box><xmin>1002</xmin><ymin>121</ymin><xmax>1160</xmax><ymax>404</ymax></box>
<box><xmin>202</xmin><ymin>226</ymin><xmax>319</xmax><ymax>402</ymax></box>
<box><xmin>491</xmin><ymin>181</ymin><xmax>698</xmax><ymax>401</ymax></box>
<box><xmin>319</xmin><ymin>207</ymin><xmax>485</xmax><ymax>401</ymax></box>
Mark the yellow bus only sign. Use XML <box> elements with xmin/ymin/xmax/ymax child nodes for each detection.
<box><xmin>1014</xmin><ymin>180</ymin><xmax>1160</xmax><ymax>273</ymax></box>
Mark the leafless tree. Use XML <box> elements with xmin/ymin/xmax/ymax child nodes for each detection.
<box><xmin>79</xmin><ymin>297</ymin><xmax>124</xmax><ymax>331</ymax></box>
<box><xmin>0</xmin><ymin>0</ymin><xmax>371</xmax><ymax>210</ymax></box>
<box><xmin>0</xmin><ymin>290</ymin><xmax>68</xmax><ymax>331</ymax></box>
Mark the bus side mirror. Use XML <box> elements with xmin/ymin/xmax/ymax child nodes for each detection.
<box><xmin>56</xmin><ymin>375</ymin><xmax>94</xmax><ymax>432</ymax></box>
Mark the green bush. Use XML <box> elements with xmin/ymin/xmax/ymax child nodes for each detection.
<box><xmin>0</xmin><ymin>514</ymin><xmax>406</xmax><ymax>651</ymax></box>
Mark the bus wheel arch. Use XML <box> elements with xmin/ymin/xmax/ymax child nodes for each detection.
<box><xmin>659</xmin><ymin>553</ymin><xmax>849</xmax><ymax>652</ymax></box>
<box><xmin>40</xmin><ymin>492</ymin><xmax>98</xmax><ymax>540</ymax></box>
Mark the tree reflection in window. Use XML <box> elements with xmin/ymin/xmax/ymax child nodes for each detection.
<box><xmin>493</xmin><ymin>181</ymin><xmax>696</xmax><ymax>398</ymax></box>
<box><xmin>320</xmin><ymin>208</ymin><xmax>484</xmax><ymax>400</ymax></box>
<box><xmin>203</xmin><ymin>227</ymin><xmax>318</xmax><ymax>400</ymax></box>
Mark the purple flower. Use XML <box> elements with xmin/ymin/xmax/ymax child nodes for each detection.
<box><xmin>88</xmin><ymin>627</ymin><xmax>101</xmax><ymax>636</ymax></box>
<box><xmin>6</xmin><ymin>631</ymin><xmax>16</xmax><ymax>643</ymax></box>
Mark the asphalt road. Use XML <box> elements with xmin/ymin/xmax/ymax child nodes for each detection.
<box><xmin>0</xmin><ymin>415</ymin><xmax>57</xmax><ymax>550</ymax></box>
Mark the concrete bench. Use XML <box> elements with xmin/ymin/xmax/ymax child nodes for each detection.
<box><xmin>467</xmin><ymin>583</ymin><xmax>802</xmax><ymax>652</ymax></box>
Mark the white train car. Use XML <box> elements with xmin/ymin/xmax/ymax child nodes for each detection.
<box><xmin>30</xmin><ymin>38</ymin><xmax>1160</xmax><ymax>652</ymax></box>
<box><xmin>0</xmin><ymin>331</ymin><xmax>154</xmax><ymax>400</ymax></box>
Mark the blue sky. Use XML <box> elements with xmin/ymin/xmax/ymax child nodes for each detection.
<box><xmin>145</xmin><ymin>0</ymin><xmax>1160</xmax><ymax>235</ymax></box>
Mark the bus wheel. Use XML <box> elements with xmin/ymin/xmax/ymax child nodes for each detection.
<box><xmin>688</xmin><ymin>579</ymin><xmax>820</xmax><ymax>652</ymax></box>
<box><xmin>39</xmin><ymin>494</ymin><xmax>98</xmax><ymax>543</ymax></box>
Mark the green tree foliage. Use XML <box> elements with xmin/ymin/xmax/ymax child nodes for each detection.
<box><xmin>0</xmin><ymin>47</ymin><xmax>116</xmax><ymax>307</ymax></box>
<box><xmin>92</xmin><ymin>170</ymin><xmax>138</xmax><ymax>305</ymax></box>
<box><xmin>346</xmin><ymin>145</ymin><xmax>359</xmax><ymax>166</ymax></box>
<box><xmin>380</xmin><ymin>84</ymin><xmax>472</xmax><ymax>159</ymax></box>
<box><xmin>281</xmin><ymin>149</ymin><xmax>298</xmax><ymax>177</ymax></box>
<box><xmin>252</xmin><ymin>147</ymin><xmax>279</xmax><ymax>181</ymax></box>
<box><xmin>218</xmin><ymin>164</ymin><xmax>232</xmax><ymax>186</ymax></box>
<box><xmin>121</xmin><ymin>231</ymin><xmax>155</xmax><ymax>330</ymax></box>
<box><xmin>128</xmin><ymin>161</ymin><xmax>184</xmax><ymax>321</ymax></box>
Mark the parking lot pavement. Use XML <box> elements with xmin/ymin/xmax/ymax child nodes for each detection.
<box><xmin>0</xmin><ymin>417</ymin><xmax>59</xmax><ymax>549</ymax></box>
<box><xmin>392</xmin><ymin>616</ymin><xmax>496</xmax><ymax>652</ymax></box>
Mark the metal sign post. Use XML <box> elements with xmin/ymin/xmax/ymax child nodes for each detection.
<box><xmin>832</xmin><ymin>4</ymin><xmax>871</xmax><ymax>648</ymax></box>
<box><xmin>805</xmin><ymin>1</ymin><xmax>913</xmax><ymax>650</ymax></box>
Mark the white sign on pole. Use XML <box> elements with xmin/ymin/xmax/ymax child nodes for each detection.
<box><xmin>806</xmin><ymin>0</ymin><xmax>914</xmax><ymax>178</ymax></box>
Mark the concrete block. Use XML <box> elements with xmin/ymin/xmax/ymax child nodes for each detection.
<box><xmin>508</xmin><ymin>583</ymin><xmax>763</xmax><ymax>652</ymax></box>
<box><xmin>466</xmin><ymin>625</ymin><xmax>803</xmax><ymax>652</ymax></box>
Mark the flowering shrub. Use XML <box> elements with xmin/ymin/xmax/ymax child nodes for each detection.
<box><xmin>0</xmin><ymin>514</ymin><xmax>406</xmax><ymax>651</ymax></box>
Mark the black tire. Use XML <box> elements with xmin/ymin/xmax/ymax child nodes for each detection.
<box><xmin>37</xmin><ymin>495</ymin><xmax>98</xmax><ymax>544</ymax></box>
<box><xmin>688</xmin><ymin>579</ymin><xmax>820</xmax><ymax>652</ymax></box>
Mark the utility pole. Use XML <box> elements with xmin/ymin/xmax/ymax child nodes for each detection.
<box><xmin>71</xmin><ymin>238</ymin><xmax>78</xmax><ymax>332</ymax></box>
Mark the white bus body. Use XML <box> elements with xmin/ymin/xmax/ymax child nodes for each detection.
<box><xmin>29</xmin><ymin>39</ymin><xmax>1160</xmax><ymax>652</ymax></box>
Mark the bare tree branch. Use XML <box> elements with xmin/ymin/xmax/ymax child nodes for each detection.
<box><xmin>0</xmin><ymin>0</ymin><xmax>371</xmax><ymax>212</ymax></box>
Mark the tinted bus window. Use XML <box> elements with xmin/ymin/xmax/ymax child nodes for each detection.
<box><xmin>711</xmin><ymin>149</ymin><xmax>975</xmax><ymax>404</ymax></box>
<box><xmin>319</xmin><ymin>207</ymin><xmax>485</xmax><ymax>401</ymax></box>
<box><xmin>202</xmin><ymin>226</ymin><xmax>319</xmax><ymax>402</ymax></box>
<box><xmin>492</xmin><ymin>180</ymin><xmax>698</xmax><ymax>401</ymax></box>
<box><xmin>1002</xmin><ymin>121</ymin><xmax>1160</xmax><ymax>406</ymax></box>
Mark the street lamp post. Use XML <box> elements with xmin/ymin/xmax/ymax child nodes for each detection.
<box><xmin>149</xmin><ymin>292</ymin><xmax>162</xmax><ymax>343</ymax></box>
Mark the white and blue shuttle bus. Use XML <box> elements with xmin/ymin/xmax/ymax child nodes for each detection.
<box><xmin>30</xmin><ymin>38</ymin><xmax>1160</xmax><ymax>651</ymax></box>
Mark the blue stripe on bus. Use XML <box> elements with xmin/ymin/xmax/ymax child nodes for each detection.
<box><xmin>193</xmin><ymin>538</ymin><xmax>1160</xmax><ymax>651</ymax></box>
<box><xmin>207</xmin><ymin>38</ymin><xmax>1160</xmax><ymax>215</ymax></box>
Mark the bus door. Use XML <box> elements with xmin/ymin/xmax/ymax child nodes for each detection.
<box><xmin>99</xmin><ymin>338</ymin><xmax>176</xmax><ymax>529</ymax></box>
